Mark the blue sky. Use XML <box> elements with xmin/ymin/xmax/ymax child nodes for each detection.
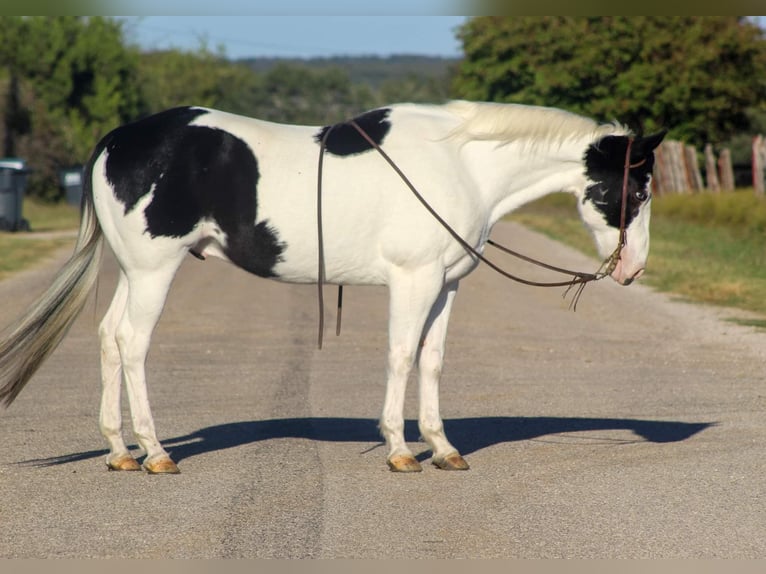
<box><xmin>117</xmin><ymin>15</ymin><xmax>765</xmax><ymax>61</ymax></box>
<box><xmin>118</xmin><ymin>16</ymin><xmax>468</xmax><ymax>60</ymax></box>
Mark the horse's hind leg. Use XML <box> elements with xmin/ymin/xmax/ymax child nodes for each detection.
<box><xmin>116</xmin><ymin>259</ymin><xmax>184</xmax><ymax>474</ymax></box>
<box><xmin>417</xmin><ymin>280</ymin><xmax>469</xmax><ymax>470</ymax></box>
<box><xmin>98</xmin><ymin>271</ymin><xmax>140</xmax><ymax>471</ymax></box>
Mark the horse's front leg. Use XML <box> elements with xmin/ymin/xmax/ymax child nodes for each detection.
<box><xmin>381</xmin><ymin>266</ymin><xmax>445</xmax><ymax>472</ymax></box>
<box><xmin>418</xmin><ymin>280</ymin><xmax>469</xmax><ymax>470</ymax></box>
<box><xmin>116</xmin><ymin>264</ymin><xmax>183</xmax><ymax>474</ymax></box>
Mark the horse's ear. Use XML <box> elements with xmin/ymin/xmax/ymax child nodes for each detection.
<box><xmin>631</xmin><ymin>129</ymin><xmax>667</xmax><ymax>162</ymax></box>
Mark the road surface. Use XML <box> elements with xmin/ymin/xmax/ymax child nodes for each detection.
<box><xmin>1</xmin><ymin>221</ymin><xmax>764</xmax><ymax>558</ymax></box>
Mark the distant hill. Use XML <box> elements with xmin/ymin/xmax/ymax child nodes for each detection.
<box><xmin>238</xmin><ymin>55</ymin><xmax>461</xmax><ymax>88</ymax></box>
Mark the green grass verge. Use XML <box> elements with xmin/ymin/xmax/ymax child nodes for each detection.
<box><xmin>0</xmin><ymin>198</ymin><xmax>80</xmax><ymax>281</ymax></box>
<box><xmin>22</xmin><ymin>197</ymin><xmax>81</xmax><ymax>231</ymax></box>
<box><xmin>509</xmin><ymin>191</ymin><xmax>766</xmax><ymax>318</ymax></box>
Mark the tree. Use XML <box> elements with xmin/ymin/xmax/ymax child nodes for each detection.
<box><xmin>137</xmin><ymin>53</ymin><xmax>377</xmax><ymax>125</ymax></box>
<box><xmin>247</xmin><ymin>63</ymin><xmax>375</xmax><ymax>125</ymax></box>
<box><xmin>0</xmin><ymin>16</ymin><xmax>142</xmax><ymax>199</ymax></box>
<box><xmin>137</xmin><ymin>47</ymin><xmax>261</xmax><ymax>114</ymax></box>
<box><xmin>377</xmin><ymin>71</ymin><xmax>454</xmax><ymax>106</ymax></box>
<box><xmin>453</xmin><ymin>17</ymin><xmax>766</xmax><ymax>147</ymax></box>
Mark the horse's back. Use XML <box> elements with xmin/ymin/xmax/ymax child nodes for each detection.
<box><xmin>90</xmin><ymin>104</ymin><xmax>474</xmax><ymax>285</ymax></box>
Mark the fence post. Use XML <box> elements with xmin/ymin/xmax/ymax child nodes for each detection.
<box><xmin>667</xmin><ymin>141</ymin><xmax>687</xmax><ymax>192</ymax></box>
<box><xmin>684</xmin><ymin>145</ymin><xmax>703</xmax><ymax>191</ymax></box>
<box><xmin>652</xmin><ymin>142</ymin><xmax>670</xmax><ymax>194</ymax></box>
<box><xmin>718</xmin><ymin>149</ymin><xmax>735</xmax><ymax>191</ymax></box>
<box><xmin>753</xmin><ymin>135</ymin><xmax>765</xmax><ymax>196</ymax></box>
<box><xmin>704</xmin><ymin>143</ymin><xmax>720</xmax><ymax>193</ymax></box>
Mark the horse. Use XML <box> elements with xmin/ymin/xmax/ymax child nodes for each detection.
<box><xmin>0</xmin><ymin>100</ymin><xmax>665</xmax><ymax>474</ymax></box>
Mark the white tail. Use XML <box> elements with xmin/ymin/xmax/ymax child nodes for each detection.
<box><xmin>0</xmin><ymin>189</ymin><xmax>103</xmax><ymax>406</ymax></box>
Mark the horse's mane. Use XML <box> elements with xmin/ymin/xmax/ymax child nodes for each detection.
<box><xmin>443</xmin><ymin>100</ymin><xmax>629</xmax><ymax>148</ymax></box>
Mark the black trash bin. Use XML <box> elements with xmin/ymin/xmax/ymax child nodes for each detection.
<box><xmin>59</xmin><ymin>166</ymin><xmax>84</xmax><ymax>206</ymax></box>
<box><xmin>0</xmin><ymin>158</ymin><xmax>30</xmax><ymax>231</ymax></box>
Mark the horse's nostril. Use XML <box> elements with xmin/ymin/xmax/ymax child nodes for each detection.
<box><xmin>621</xmin><ymin>268</ymin><xmax>645</xmax><ymax>286</ymax></box>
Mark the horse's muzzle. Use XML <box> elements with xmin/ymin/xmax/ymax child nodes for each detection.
<box><xmin>610</xmin><ymin>259</ymin><xmax>645</xmax><ymax>286</ymax></box>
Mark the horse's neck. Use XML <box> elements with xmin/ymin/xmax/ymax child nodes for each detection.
<box><xmin>461</xmin><ymin>138</ymin><xmax>590</xmax><ymax>228</ymax></box>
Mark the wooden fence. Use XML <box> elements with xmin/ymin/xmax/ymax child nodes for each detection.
<box><xmin>652</xmin><ymin>135</ymin><xmax>766</xmax><ymax>195</ymax></box>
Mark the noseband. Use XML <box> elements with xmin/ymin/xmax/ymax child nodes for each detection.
<box><xmin>315</xmin><ymin>120</ymin><xmax>635</xmax><ymax>348</ymax></box>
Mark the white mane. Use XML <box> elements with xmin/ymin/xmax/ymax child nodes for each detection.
<box><xmin>443</xmin><ymin>100</ymin><xmax>629</xmax><ymax>148</ymax></box>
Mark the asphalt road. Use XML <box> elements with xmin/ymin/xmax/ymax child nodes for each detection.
<box><xmin>1</xmin><ymin>221</ymin><xmax>765</xmax><ymax>558</ymax></box>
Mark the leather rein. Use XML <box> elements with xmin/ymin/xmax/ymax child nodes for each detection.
<box><xmin>315</xmin><ymin>120</ymin><xmax>637</xmax><ymax>349</ymax></box>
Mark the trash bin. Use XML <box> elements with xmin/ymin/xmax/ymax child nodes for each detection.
<box><xmin>59</xmin><ymin>166</ymin><xmax>84</xmax><ymax>206</ymax></box>
<box><xmin>0</xmin><ymin>158</ymin><xmax>30</xmax><ymax>231</ymax></box>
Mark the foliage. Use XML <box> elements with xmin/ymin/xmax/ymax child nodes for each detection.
<box><xmin>3</xmin><ymin>15</ymin><xmax>764</xmax><ymax>204</ymax></box>
<box><xmin>137</xmin><ymin>55</ymin><xmax>450</xmax><ymax>127</ymax></box>
<box><xmin>453</xmin><ymin>17</ymin><xmax>766</xmax><ymax>147</ymax></box>
<box><xmin>721</xmin><ymin>107</ymin><xmax>766</xmax><ymax>170</ymax></box>
<box><xmin>243</xmin><ymin>55</ymin><xmax>457</xmax><ymax>89</ymax></box>
<box><xmin>0</xmin><ymin>16</ymin><xmax>142</xmax><ymax>200</ymax></box>
<box><xmin>244</xmin><ymin>63</ymin><xmax>376</xmax><ymax>124</ymax></box>
<box><xmin>138</xmin><ymin>49</ymin><xmax>237</xmax><ymax>111</ymax></box>
<box><xmin>0</xmin><ymin>16</ymin><xmax>455</xmax><ymax>201</ymax></box>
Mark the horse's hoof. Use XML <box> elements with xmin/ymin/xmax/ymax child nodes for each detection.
<box><xmin>106</xmin><ymin>454</ymin><xmax>142</xmax><ymax>472</ymax></box>
<box><xmin>143</xmin><ymin>456</ymin><xmax>180</xmax><ymax>474</ymax></box>
<box><xmin>432</xmin><ymin>453</ymin><xmax>470</xmax><ymax>471</ymax></box>
<box><xmin>387</xmin><ymin>454</ymin><xmax>423</xmax><ymax>473</ymax></box>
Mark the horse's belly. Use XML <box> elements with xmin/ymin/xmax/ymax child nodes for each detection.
<box><xmin>270</xmin><ymin>240</ymin><xmax>388</xmax><ymax>286</ymax></box>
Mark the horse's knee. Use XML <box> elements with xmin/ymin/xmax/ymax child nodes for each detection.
<box><xmin>388</xmin><ymin>346</ymin><xmax>415</xmax><ymax>379</ymax></box>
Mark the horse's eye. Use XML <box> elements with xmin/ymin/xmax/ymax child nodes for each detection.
<box><xmin>633</xmin><ymin>189</ymin><xmax>648</xmax><ymax>202</ymax></box>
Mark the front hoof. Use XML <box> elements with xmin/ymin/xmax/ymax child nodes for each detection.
<box><xmin>387</xmin><ymin>454</ymin><xmax>423</xmax><ymax>473</ymax></box>
<box><xmin>143</xmin><ymin>456</ymin><xmax>180</xmax><ymax>475</ymax></box>
<box><xmin>432</xmin><ymin>453</ymin><xmax>470</xmax><ymax>471</ymax></box>
<box><xmin>106</xmin><ymin>454</ymin><xmax>142</xmax><ymax>472</ymax></box>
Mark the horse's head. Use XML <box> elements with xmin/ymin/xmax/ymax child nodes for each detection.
<box><xmin>577</xmin><ymin>130</ymin><xmax>666</xmax><ymax>285</ymax></box>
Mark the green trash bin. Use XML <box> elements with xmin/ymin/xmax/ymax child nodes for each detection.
<box><xmin>0</xmin><ymin>158</ymin><xmax>30</xmax><ymax>232</ymax></box>
<box><xmin>59</xmin><ymin>166</ymin><xmax>84</xmax><ymax>206</ymax></box>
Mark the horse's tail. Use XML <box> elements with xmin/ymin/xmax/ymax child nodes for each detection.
<box><xmin>0</xmin><ymin>163</ymin><xmax>103</xmax><ymax>407</ymax></box>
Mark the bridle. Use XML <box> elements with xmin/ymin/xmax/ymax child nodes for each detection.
<box><xmin>315</xmin><ymin>120</ymin><xmax>637</xmax><ymax>349</ymax></box>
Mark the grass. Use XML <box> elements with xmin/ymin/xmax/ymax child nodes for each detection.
<box><xmin>0</xmin><ymin>197</ymin><xmax>80</xmax><ymax>281</ymax></box>
<box><xmin>21</xmin><ymin>197</ymin><xmax>81</xmax><ymax>231</ymax></box>
<box><xmin>509</xmin><ymin>191</ymin><xmax>766</xmax><ymax>319</ymax></box>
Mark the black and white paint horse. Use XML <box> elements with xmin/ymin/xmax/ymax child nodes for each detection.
<box><xmin>0</xmin><ymin>101</ymin><xmax>664</xmax><ymax>473</ymax></box>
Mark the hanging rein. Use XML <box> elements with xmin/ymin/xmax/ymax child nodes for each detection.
<box><xmin>315</xmin><ymin>120</ymin><xmax>637</xmax><ymax>349</ymax></box>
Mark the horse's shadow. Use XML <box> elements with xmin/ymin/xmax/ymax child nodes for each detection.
<box><xmin>18</xmin><ymin>416</ymin><xmax>713</xmax><ymax>468</ymax></box>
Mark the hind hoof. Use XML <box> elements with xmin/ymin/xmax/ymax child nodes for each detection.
<box><xmin>432</xmin><ymin>453</ymin><xmax>470</xmax><ymax>471</ymax></box>
<box><xmin>107</xmin><ymin>454</ymin><xmax>142</xmax><ymax>472</ymax></box>
<box><xmin>143</xmin><ymin>456</ymin><xmax>180</xmax><ymax>474</ymax></box>
<box><xmin>387</xmin><ymin>454</ymin><xmax>422</xmax><ymax>473</ymax></box>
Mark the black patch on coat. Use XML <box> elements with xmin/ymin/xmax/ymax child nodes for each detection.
<box><xmin>101</xmin><ymin>106</ymin><xmax>284</xmax><ymax>277</ymax></box>
<box><xmin>314</xmin><ymin>108</ymin><xmax>392</xmax><ymax>156</ymax></box>
<box><xmin>583</xmin><ymin>134</ymin><xmax>657</xmax><ymax>229</ymax></box>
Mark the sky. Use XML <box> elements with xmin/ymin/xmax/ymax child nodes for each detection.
<box><xmin>116</xmin><ymin>15</ymin><xmax>766</xmax><ymax>61</ymax></box>
<box><xmin>118</xmin><ymin>16</ymin><xmax>469</xmax><ymax>60</ymax></box>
